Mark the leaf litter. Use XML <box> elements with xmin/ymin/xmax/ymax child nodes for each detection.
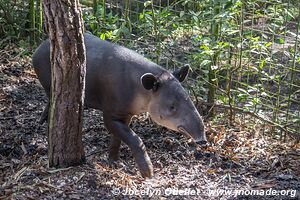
<box><xmin>0</xmin><ymin>44</ymin><xmax>299</xmax><ymax>199</ymax></box>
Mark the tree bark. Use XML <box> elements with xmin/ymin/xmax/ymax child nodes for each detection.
<box><xmin>43</xmin><ymin>0</ymin><xmax>86</xmax><ymax>167</ymax></box>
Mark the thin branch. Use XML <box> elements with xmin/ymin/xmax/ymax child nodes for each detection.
<box><xmin>199</xmin><ymin>101</ymin><xmax>300</xmax><ymax>140</ymax></box>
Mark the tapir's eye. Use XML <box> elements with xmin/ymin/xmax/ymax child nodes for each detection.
<box><xmin>170</xmin><ymin>104</ymin><xmax>176</xmax><ymax>112</ymax></box>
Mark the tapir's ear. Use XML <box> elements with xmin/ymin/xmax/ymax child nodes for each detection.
<box><xmin>172</xmin><ymin>64</ymin><xmax>190</xmax><ymax>82</ymax></box>
<box><xmin>141</xmin><ymin>73</ymin><xmax>159</xmax><ymax>91</ymax></box>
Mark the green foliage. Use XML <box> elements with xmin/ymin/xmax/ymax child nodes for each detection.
<box><xmin>83</xmin><ymin>3</ymin><xmax>132</xmax><ymax>42</ymax></box>
<box><xmin>0</xmin><ymin>0</ymin><xmax>44</xmax><ymax>46</ymax></box>
<box><xmin>1</xmin><ymin>0</ymin><xmax>299</xmax><ymax>136</ymax></box>
<box><xmin>81</xmin><ymin>0</ymin><xmax>300</xmax><ymax>135</ymax></box>
<box><xmin>0</xmin><ymin>0</ymin><xmax>28</xmax><ymax>40</ymax></box>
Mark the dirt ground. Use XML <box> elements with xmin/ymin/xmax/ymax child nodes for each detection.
<box><xmin>0</xmin><ymin>44</ymin><xmax>300</xmax><ymax>200</ymax></box>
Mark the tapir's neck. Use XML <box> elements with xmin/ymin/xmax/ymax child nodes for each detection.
<box><xmin>129</xmin><ymin>88</ymin><xmax>152</xmax><ymax>115</ymax></box>
<box><xmin>129</xmin><ymin>68</ymin><xmax>166</xmax><ymax>115</ymax></box>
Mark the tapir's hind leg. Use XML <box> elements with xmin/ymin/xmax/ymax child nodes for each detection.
<box><xmin>39</xmin><ymin>101</ymin><xmax>49</xmax><ymax>124</ymax></box>
<box><xmin>109</xmin><ymin>135</ymin><xmax>121</xmax><ymax>162</ymax></box>
<box><xmin>108</xmin><ymin>117</ymin><xmax>131</xmax><ymax>162</ymax></box>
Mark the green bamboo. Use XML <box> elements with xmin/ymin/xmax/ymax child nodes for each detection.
<box><xmin>226</xmin><ymin>47</ymin><xmax>234</xmax><ymax>124</ymax></box>
<box><xmin>151</xmin><ymin>2</ymin><xmax>158</xmax><ymax>42</ymax></box>
<box><xmin>102</xmin><ymin>0</ymin><xmax>106</xmax><ymax>22</ymax></box>
<box><xmin>150</xmin><ymin>1</ymin><xmax>161</xmax><ymax>63</ymax></box>
<box><xmin>36</xmin><ymin>0</ymin><xmax>43</xmax><ymax>42</ymax></box>
<box><xmin>273</xmin><ymin>2</ymin><xmax>289</xmax><ymax>133</ymax></box>
<box><xmin>235</xmin><ymin>0</ymin><xmax>244</xmax><ymax>121</ymax></box>
<box><xmin>29</xmin><ymin>0</ymin><xmax>35</xmax><ymax>44</ymax></box>
<box><xmin>285</xmin><ymin>5</ymin><xmax>300</xmax><ymax>139</ymax></box>
<box><xmin>93</xmin><ymin>0</ymin><xmax>98</xmax><ymax>15</ymax></box>
<box><xmin>125</xmin><ymin>0</ymin><xmax>132</xmax><ymax>33</ymax></box>
<box><xmin>207</xmin><ymin>0</ymin><xmax>221</xmax><ymax>117</ymax></box>
<box><xmin>109</xmin><ymin>0</ymin><xmax>112</xmax><ymax>14</ymax></box>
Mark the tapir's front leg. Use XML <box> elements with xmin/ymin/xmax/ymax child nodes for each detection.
<box><xmin>103</xmin><ymin>114</ymin><xmax>153</xmax><ymax>178</ymax></box>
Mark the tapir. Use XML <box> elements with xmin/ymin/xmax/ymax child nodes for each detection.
<box><xmin>32</xmin><ymin>33</ymin><xmax>207</xmax><ymax>178</ymax></box>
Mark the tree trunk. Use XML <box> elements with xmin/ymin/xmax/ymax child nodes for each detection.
<box><xmin>42</xmin><ymin>0</ymin><xmax>86</xmax><ymax>167</ymax></box>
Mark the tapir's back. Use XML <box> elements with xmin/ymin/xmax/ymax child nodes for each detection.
<box><xmin>32</xmin><ymin>33</ymin><xmax>164</xmax><ymax>112</ymax></box>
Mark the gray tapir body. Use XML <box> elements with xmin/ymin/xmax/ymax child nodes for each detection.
<box><xmin>32</xmin><ymin>33</ymin><xmax>206</xmax><ymax>178</ymax></box>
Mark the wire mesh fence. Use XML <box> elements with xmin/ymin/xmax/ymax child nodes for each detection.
<box><xmin>1</xmin><ymin>0</ymin><xmax>299</xmax><ymax>138</ymax></box>
<box><xmin>82</xmin><ymin>0</ymin><xmax>300</xmax><ymax>138</ymax></box>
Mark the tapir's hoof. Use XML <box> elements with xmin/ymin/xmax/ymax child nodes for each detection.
<box><xmin>136</xmin><ymin>159</ymin><xmax>154</xmax><ymax>178</ymax></box>
<box><xmin>140</xmin><ymin>166</ymin><xmax>154</xmax><ymax>178</ymax></box>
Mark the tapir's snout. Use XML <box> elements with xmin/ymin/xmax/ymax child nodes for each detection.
<box><xmin>178</xmin><ymin>124</ymin><xmax>207</xmax><ymax>146</ymax></box>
